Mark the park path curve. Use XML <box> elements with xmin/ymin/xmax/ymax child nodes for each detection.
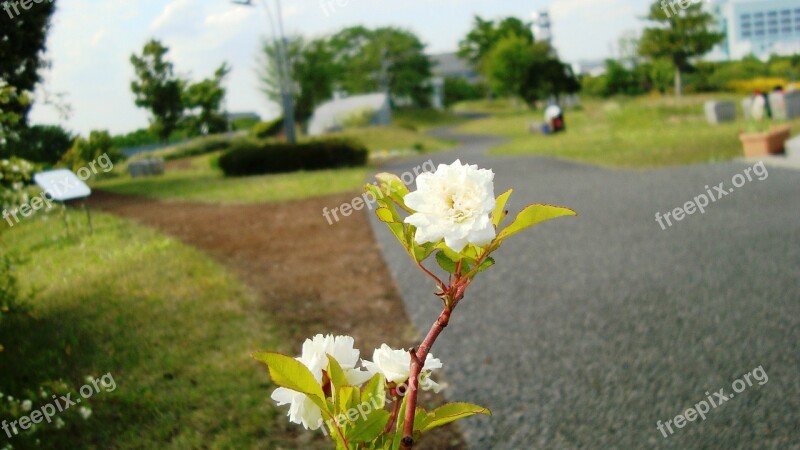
<box><xmin>367</xmin><ymin>127</ymin><xmax>800</xmax><ymax>449</ymax></box>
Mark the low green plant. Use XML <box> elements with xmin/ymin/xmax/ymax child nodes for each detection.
<box><xmin>218</xmin><ymin>138</ymin><xmax>368</xmax><ymax>176</ymax></box>
<box><xmin>251</xmin><ymin>118</ymin><xmax>284</xmax><ymax>139</ymax></box>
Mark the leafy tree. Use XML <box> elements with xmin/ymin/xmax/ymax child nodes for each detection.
<box><xmin>458</xmin><ymin>16</ymin><xmax>534</xmax><ymax>68</ymax></box>
<box><xmin>638</xmin><ymin>0</ymin><xmax>724</xmax><ymax>96</ymax></box>
<box><xmin>184</xmin><ymin>63</ymin><xmax>231</xmax><ymax>136</ymax></box>
<box><xmin>0</xmin><ymin>0</ymin><xmax>56</xmax><ymax>128</ymax></box>
<box><xmin>1</xmin><ymin>124</ymin><xmax>74</xmax><ymax>165</ymax></box>
<box><xmin>484</xmin><ymin>36</ymin><xmax>578</xmax><ymax>103</ymax></box>
<box><xmin>444</xmin><ymin>77</ymin><xmax>485</xmax><ymax>107</ymax></box>
<box><xmin>259</xmin><ymin>37</ymin><xmax>336</xmax><ymax>124</ymax></box>
<box><xmin>330</xmin><ymin>26</ymin><xmax>432</xmax><ymax>107</ymax></box>
<box><xmin>130</xmin><ymin>40</ymin><xmax>185</xmax><ymax>142</ymax></box>
<box><xmin>59</xmin><ymin>130</ymin><xmax>124</xmax><ymax>171</ymax></box>
<box><xmin>0</xmin><ymin>84</ymin><xmax>28</xmax><ymax>146</ymax></box>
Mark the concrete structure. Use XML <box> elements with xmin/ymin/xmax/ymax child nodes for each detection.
<box><xmin>710</xmin><ymin>0</ymin><xmax>800</xmax><ymax>60</ymax></box>
<box><xmin>306</xmin><ymin>93</ymin><xmax>391</xmax><ymax>136</ymax></box>
<box><xmin>705</xmin><ymin>100</ymin><xmax>738</xmax><ymax>124</ymax></box>
<box><xmin>429</xmin><ymin>53</ymin><xmax>480</xmax><ymax>84</ymax></box>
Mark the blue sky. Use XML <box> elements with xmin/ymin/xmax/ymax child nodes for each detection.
<box><xmin>29</xmin><ymin>0</ymin><xmax>646</xmax><ymax>135</ymax></box>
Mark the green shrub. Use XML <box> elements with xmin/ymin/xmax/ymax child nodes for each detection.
<box><xmin>0</xmin><ymin>157</ymin><xmax>37</xmax><ymax>210</ymax></box>
<box><xmin>339</xmin><ymin>107</ymin><xmax>375</xmax><ymax>128</ymax></box>
<box><xmin>218</xmin><ymin>138</ymin><xmax>368</xmax><ymax>176</ymax></box>
<box><xmin>165</xmin><ymin>134</ymin><xmax>231</xmax><ymax>160</ymax></box>
<box><xmin>251</xmin><ymin>118</ymin><xmax>283</xmax><ymax>139</ymax></box>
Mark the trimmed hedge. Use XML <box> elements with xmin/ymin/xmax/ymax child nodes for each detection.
<box><xmin>218</xmin><ymin>138</ymin><xmax>368</xmax><ymax>176</ymax></box>
<box><xmin>251</xmin><ymin>119</ymin><xmax>284</xmax><ymax>139</ymax></box>
<box><xmin>165</xmin><ymin>135</ymin><xmax>232</xmax><ymax>161</ymax></box>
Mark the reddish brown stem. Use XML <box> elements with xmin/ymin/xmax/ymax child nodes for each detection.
<box><xmin>385</xmin><ymin>395</ymin><xmax>401</xmax><ymax>434</ymax></box>
<box><xmin>400</xmin><ymin>306</ymin><xmax>452</xmax><ymax>449</ymax></box>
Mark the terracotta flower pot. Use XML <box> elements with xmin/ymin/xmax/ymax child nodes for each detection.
<box><xmin>739</xmin><ymin>125</ymin><xmax>791</xmax><ymax>157</ymax></box>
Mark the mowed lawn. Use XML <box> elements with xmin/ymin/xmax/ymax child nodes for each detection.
<box><xmin>0</xmin><ymin>213</ymin><xmax>318</xmax><ymax>449</ymax></box>
<box><xmin>456</xmin><ymin>94</ymin><xmax>800</xmax><ymax>168</ymax></box>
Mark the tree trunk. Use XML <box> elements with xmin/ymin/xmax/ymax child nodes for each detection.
<box><xmin>674</xmin><ymin>67</ymin><xmax>683</xmax><ymax>98</ymax></box>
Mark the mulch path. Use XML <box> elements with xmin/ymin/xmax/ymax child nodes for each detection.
<box><xmin>89</xmin><ymin>190</ymin><xmax>465</xmax><ymax>450</ymax></box>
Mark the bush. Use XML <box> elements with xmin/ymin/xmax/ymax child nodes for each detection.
<box><xmin>339</xmin><ymin>107</ymin><xmax>375</xmax><ymax>129</ymax></box>
<box><xmin>59</xmin><ymin>130</ymin><xmax>125</xmax><ymax>172</ymax></box>
<box><xmin>218</xmin><ymin>138</ymin><xmax>368</xmax><ymax>176</ymax></box>
<box><xmin>251</xmin><ymin>118</ymin><xmax>284</xmax><ymax>139</ymax></box>
<box><xmin>0</xmin><ymin>157</ymin><xmax>36</xmax><ymax>210</ymax></box>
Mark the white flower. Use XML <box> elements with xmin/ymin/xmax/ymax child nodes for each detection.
<box><xmin>404</xmin><ymin>159</ymin><xmax>496</xmax><ymax>252</ymax></box>
<box><xmin>271</xmin><ymin>334</ymin><xmax>371</xmax><ymax>430</ymax></box>
<box><xmin>362</xmin><ymin>344</ymin><xmax>444</xmax><ymax>393</ymax></box>
<box><xmin>20</xmin><ymin>400</ymin><xmax>32</xmax><ymax>412</ymax></box>
<box><xmin>78</xmin><ymin>406</ymin><xmax>92</xmax><ymax>420</ymax></box>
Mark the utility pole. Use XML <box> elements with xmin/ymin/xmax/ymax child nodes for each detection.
<box><xmin>233</xmin><ymin>0</ymin><xmax>297</xmax><ymax>143</ymax></box>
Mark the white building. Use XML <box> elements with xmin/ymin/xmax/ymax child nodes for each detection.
<box><xmin>533</xmin><ymin>10</ymin><xmax>552</xmax><ymax>45</ymax></box>
<box><xmin>711</xmin><ymin>0</ymin><xmax>800</xmax><ymax>60</ymax></box>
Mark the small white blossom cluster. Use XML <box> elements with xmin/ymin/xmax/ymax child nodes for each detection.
<box><xmin>271</xmin><ymin>335</ymin><xmax>443</xmax><ymax>430</ymax></box>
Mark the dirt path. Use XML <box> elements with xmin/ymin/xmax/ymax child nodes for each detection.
<box><xmin>89</xmin><ymin>190</ymin><xmax>464</xmax><ymax>450</ymax></box>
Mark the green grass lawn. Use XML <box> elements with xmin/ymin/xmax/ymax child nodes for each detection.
<box><xmin>456</xmin><ymin>94</ymin><xmax>800</xmax><ymax>168</ymax></box>
<box><xmin>393</xmin><ymin>108</ymin><xmax>469</xmax><ymax>131</ymax></box>
<box><xmin>0</xmin><ymin>213</ymin><xmax>309</xmax><ymax>449</ymax></box>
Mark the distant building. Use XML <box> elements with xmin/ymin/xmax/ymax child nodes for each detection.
<box><xmin>572</xmin><ymin>59</ymin><xmax>607</xmax><ymax>77</ymax></box>
<box><xmin>429</xmin><ymin>53</ymin><xmax>480</xmax><ymax>84</ymax></box>
<box><xmin>710</xmin><ymin>0</ymin><xmax>800</xmax><ymax>60</ymax></box>
<box><xmin>533</xmin><ymin>10</ymin><xmax>553</xmax><ymax>45</ymax></box>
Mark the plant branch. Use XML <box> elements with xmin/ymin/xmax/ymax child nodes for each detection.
<box><xmin>385</xmin><ymin>394</ymin><xmax>401</xmax><ymax>434</ymax></box>
<box><xmin>400</xmin><ymin>305</ymin><xmax>452</xmax><ymax>449</ymax></box>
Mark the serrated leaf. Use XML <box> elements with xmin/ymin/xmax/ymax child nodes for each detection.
<box><xmin>419</xmin><ymin>402</ymin><xmax>491</xmax><ymax>433</ymax></box>
<box><xmin>435</xmin><ymin>251</ymin><xmax>458</xmax><ymax>274</ymax></box>
<box><xmin>492</xmin><ymin>189</ymin><xmax>513</xmax><ymax>227</ymax></box>
<box><xmin>252</xmin><ymin>352</ymin><xmax>328</xmax><ymax>412</ymax></box>
<box><xmin>350</xmin><ymin>409</ymin><xmax>391</xmax><ymax>443</ymax></box>
<box><xmin>412</xmin><ymin>241</ymin><xmax>436</xmax><ymax>262</ymax></box>
<box><xmin>497</xmin><ymin>204</ymin><xmax>576</xmax><ymax>241</ymax></box>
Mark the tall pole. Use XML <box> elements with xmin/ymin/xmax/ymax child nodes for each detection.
<box><xmin>273</xmin><ymin>0</ymin><xmax>297</xmax><ymax>143</ymax></box>
<box><xmin>237</xmin><ymin>0</ymin><xmax>297</xmax><ymax>144</ymax></box>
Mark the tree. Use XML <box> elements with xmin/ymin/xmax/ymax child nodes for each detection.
<box><xmin>1</xmin><ymin>124</ymin><xmax>74</xmax><ymax>165</ymax></box>
<box><xmin>484</xmin><ymin>36</ymin><xmax>579</xmax><ymax>103</ymax></box>
<box><xmin>458</xmin><ymin>16</ymin><xmax>534</xmax><ymax>68</ymax></box>
<box><xmin>638</xmin><ymin>0</ymin><xmax>724</xmax><ymax>96</ymax></box>
<box><xmin>259</xmin><ymin>37</ymin><xmax>336</xmax><ymax>125</ymax></box>
<box><xmin>330</xmin><ymin>27</ymin><xmax>432</xmax><ymax>107</ymax></box>
<box><xmin>130</xmin><ymin>40</ymin><xmax>185</xmax><ymax>142</ymax></box>
<box><xmin>0</xmin><ymin>0</ymin><xmax>56</xmax><ymax>128</ymax></box>
<box><xmin>184</xmin><ymin>63</ymin><xmax>231</xmax><ymax>136</ymax></box>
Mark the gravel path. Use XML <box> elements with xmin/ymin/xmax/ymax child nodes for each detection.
<box><xmin>368</xmin><ymin>128</ymin><xmax>800</xmax><ymax>449</ymax></box>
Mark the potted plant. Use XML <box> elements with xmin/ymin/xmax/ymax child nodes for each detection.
<box><xmin>740</xmin><ymin>93</ymin><xmax>791</xmax><ymax>157</ymax></box>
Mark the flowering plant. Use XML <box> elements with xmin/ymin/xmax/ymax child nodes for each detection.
<box><xmin>253</xmin><ymin>160</ymin><xmax>575</xmax><ymax>449</ymax></box>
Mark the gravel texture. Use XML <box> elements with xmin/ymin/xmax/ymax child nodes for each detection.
<box><xmin>367</xmin><ymin>128</ymin><xmax>800</xmax><ymax>449</ymax></box>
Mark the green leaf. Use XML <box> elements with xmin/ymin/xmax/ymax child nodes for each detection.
<box><xmin>492</xmin><ymin>189</ymin><xmax>513</xmax><ymax>227</ymax></box>
<box><xmin>327</xmin><ymin>355</ymin><xmax>348</xmax><ymax>390</ymax></box>
<box><xmin>361</xmin><ymin>373</ymin><xmax>386</xmax><ymax>411</ymax></box>
<box><xmin>463</xmin><ymin>257</ymin><xmax>495</xmax><ymax>277</ymax></box>
<box><xmin>497</xmin><ymin>204</ymin><xmax>576</xmax><ymax>241</ymax></box>
<box><xmin>375</xmin><ymin>173</ymin><xmax>413</xmax><ymax>213</ymax></box>
<box><xmin>412</xmin><ymin>241</ymin><xmax>436</xmax><ymax>263</ymax></box>
<box><xmin>435</xmin><ymin>251</ymin><xmax>458</xmax><ymax>274</ymax></box>
<box><xmin>350</xmin><ymin>409</ymin><xmax>391</xmax><ymax>443</ymax></box>
<box><xmin>336</xmin><ymin>385</ymin><xmax>359</xmax><ymax>423</ymax></box>
<box><xmin>419</xmin><ymin>402</ymin><xmax>491</xmax><ymax>433</ymax></box>
<box><xmin>387</xmin><ymin>223</ymin><xmax>408</xmax><ymax>249</ymax></box>
<box><xmin>412</xmin><ymin>407</ymin><xmax>430</xmax><ymax>433</ymax></box>
<box><xmin>375</xmin><ymin>207</ymin><xmax>398</xmax><ymax>223</ymax></box>
<box><xmin>252</xmin><ymin>352</ymin><xmax>326</xmax><ymax>408</ymax></box>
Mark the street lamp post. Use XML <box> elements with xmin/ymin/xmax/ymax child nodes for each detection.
<box><xmin>233</xmin><ymin>0</ymin><xmax>297</xmax><ymax>144</ymax></box>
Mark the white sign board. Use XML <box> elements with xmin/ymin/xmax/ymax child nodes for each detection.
<box><xmin>33</xmin><ymin>169</ymin><xmax>92</xmax><ymax>202</ymax></box>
